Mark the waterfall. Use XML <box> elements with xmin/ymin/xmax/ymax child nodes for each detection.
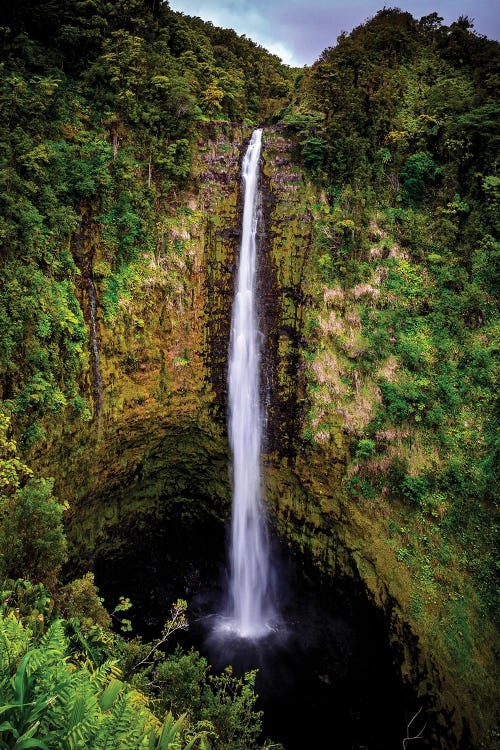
<box><xmin>225</xmin><ymin>128</ymin><xmax>274</xmax><ymax>639</ymax></box>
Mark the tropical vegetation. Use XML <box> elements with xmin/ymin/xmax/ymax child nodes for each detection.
<box><xmin>0</xmin><ymin>1</ymin><xmax>498</xmax><ymax>747</ymax></box>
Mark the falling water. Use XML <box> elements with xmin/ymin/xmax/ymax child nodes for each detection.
<box><xmin>225</xmin><ymin>128</ymin><xmax>274</xmax><ymax>639</ymax></box>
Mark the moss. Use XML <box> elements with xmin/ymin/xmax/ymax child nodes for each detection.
<box><xmin>21</xmin><ymin>123</ymin><xmax>496</xmax><ymax>749</ymax></box>
<box><xmin>65</xmin><ymin>422</ymin><xmax>230</xmax><ymax>569</ymax></box>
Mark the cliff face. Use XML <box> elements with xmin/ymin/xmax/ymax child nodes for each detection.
<box><xmin>27</xmin><ymin>125</ymin><xmax>494</xmax><ymax>748</ymax></box>
<box><xmin>258</xmin><ymin>133</ymin><xmax>466</xmax><ymax>749</ymax></box>
<box><xmin>28</xmin><ymin>124</ymin><xmax>252</xmax><ymax>568</ymax></box>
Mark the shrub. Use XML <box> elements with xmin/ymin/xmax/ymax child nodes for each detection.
<box><xmin>355</xmin><ymin>438</ymin><xmax>376</xmax><ymax>459</ymax></box>
<box><xmin>400</xmin><ymin>151</ymin><xmax>441</xmax><ymax>202</ymax></box>
<box><xmin>401</xmin><ymin>474</ymin><xmax>429</xmax><ymax>506</ymax></box>
<box><xmin>0</xmin><ymin>412</ymin><xmax>67</xmax><ymax>587</ymax></box>
<box><xmin>301</xmin><ymin>136</ymin><xmax>325</xmax><ymax>171</ymax></box>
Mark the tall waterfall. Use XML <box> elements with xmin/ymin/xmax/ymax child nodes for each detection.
<box><xmin>226</xmin><ymin>128</ymin><xmax>274</xmax><ymax>638</ymax></box>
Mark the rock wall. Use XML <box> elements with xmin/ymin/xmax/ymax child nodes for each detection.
<box><xmin>259</xmin><ymin>128</ymin><xmax>488</xmax><ymax>749</ymax></box>
<box><xmin>28</xmin><ymin>124</ymin><xmax>254</xmax><ymax>563</ymax></box>
<box><xmin>27</xmin><ymin>123</ymin><xmax>493</xmax><ymax>749</ymax></box>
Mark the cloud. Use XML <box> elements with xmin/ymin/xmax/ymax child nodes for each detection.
<box><xmin>169</xmin><ymin>0</ymin><xmax>305</xmax><ymax>65</ymax></box>
<box><xmin>168</xmin><ymin>0</ymin><xmax>500</xmax><ymax>67</ymax></box>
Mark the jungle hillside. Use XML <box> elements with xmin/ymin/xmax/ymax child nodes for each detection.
<box><xmin>0</xmin><ymin>2</ymin><xmax>498</xmax><ymax>749</ymax></box>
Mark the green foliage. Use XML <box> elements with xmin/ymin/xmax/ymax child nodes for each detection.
<box><xmin>109</xmin><ymin>599</ymin><xmax>263</xmax><ymax>750</ymax></box>
<box><xmin>301</xmin><ymin>137</ymin><xmax>326</xmax><ymax>172</ymax></box>
<box><xmin>400</xmin><ymin>152</ymin><xmax>440</xmax><ymax>202</ymax></box>
<box><xmin>138</xmin><ymin>647</ymin><xmax>263</xmax><ymax>750</ymax></box>
<box><xmin>301</xmin><ymin>15</ymin><xmax>498</xmax><ymax>674</ymax></box>
<box><xmin>0</xmin><ymin>478</ymin><xmax>67</xmax><ymax>586</ymax></box>
<box><xmin>472</xmin><ymin>234</ymin><xmax>500</xmax><ymax>295</ymax></box>
<box><xmin>300</xmin><ymin>6</ymin><xmax>499</xmax><ymax>205</ymax></box>
<box><xmin>0</xmin><ymin>0</ymin><xmax>292</xmax><ymax>436</ymax></box>
<box><xmin>355</xmin><ymin>439</ymin><xmax>376</xmax><ymax>459</ymax></box>
<box><xmin>59</xmin><ymin>574</ymin><xmax>112</xmax><ymax>632</ymax></box>
<box><xmin>400</xmin><ymin>474</ymin><xmax>429</xmax><ymax>507</ymax></box>
<box><xmin>0</xmin><ymin>611</ymin><xmax>209</xmax><ymax>750</ymax></box>
<box><xmin>0</xmin><ymin>3</ymin><xmax>497</xmax><ymax>743</ymax></box>
<box><xmin>204</xmin><ymin>667</ymin><xmax>261</xmax><ymax>750</ymax></box>
<box><xmin>0</xmin><ymin>412</ymin><xmax>67</xmax><ymax>587</ymax></box>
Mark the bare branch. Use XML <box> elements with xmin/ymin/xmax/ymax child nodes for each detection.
<box><xmin>133</xmin><ymin>599</ymin><xmax>188</xmax><ymax>671</ymax></box>
<box><xmin>403</xmin><ymin>707</ymin><xmax>427</xmax><ymax>749</ymax></box>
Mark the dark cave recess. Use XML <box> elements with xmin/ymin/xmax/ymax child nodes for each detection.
<box><xmin>83</xmin><ymin>510</ymin><xmax>423</xmax><ymax>750</ymax></box>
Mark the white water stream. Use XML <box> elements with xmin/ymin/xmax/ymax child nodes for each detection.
<box><xmin>225</xmin><ymin>128</ymin><xmax>274</xmax><ymax>638</ymax></box>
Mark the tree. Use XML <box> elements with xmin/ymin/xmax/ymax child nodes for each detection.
<box><xmin>0</xmin><ymin>411</ymin><xmax>67</xmax><ymax>587</ymax></box>
<box><xmin>400</xmin><ymin>151</ymin><xmax>440</xmax><ymax>202</ymax></box>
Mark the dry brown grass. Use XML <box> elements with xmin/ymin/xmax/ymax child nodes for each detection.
<box><xmin>377</xmin><ymin>355</ymin><xmax>398</xmax><ymax>381</ymax></box>
<box><xmin>323</xmin><ymin>286</ymin><xmax>345</xmax><ymax>307</ymax></box>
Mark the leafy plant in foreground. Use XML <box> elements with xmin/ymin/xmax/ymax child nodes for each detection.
<box><xmin>0</xmin><ymin>613</ymin><xmax>210</xmax><ymax>750</ymax></box>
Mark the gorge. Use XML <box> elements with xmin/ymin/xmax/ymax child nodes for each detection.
<box><xmin>0</xmin><ymin>4</ymin><xmax>498</xmax><ymax>750</ymax></box>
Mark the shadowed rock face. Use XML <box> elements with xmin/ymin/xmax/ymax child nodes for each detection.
<box><xmin>29</xmin><ymin>124</ymin><xmax>488</xmax><ymax>749</ymax></box>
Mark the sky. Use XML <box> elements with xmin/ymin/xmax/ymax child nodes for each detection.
<box><xmin>167</xmin><ymin>0</ymin><xmax>500</xmax><ymax>66</ymax></box>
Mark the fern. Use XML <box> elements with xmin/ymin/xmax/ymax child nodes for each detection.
<box><xmin>98</xmin><ymin>678</ymin><xmax>124</xmax><ymax>712</ymax></box>
<box><xmin>64</xmin><ymin>681</ymin><xmax>99</xmax><ymax>750</ymax></box>
<box><xmin>25</xmin><ymin>622</ymin><xmax>66</xmax><ymax>677</ymax></box>
<box><xmin>89</xmin><ymin>660</ymin><xmax>121</xmax><ymax>691</ymax></box>
<box><xmin>0</xmin><ymin>614</ymin><xmax>31</xmax><ymax>675</ymax></box>
<box><xmin>38</xmin><ymin>623</ymin><xmax>66</xmax><ymax>662</ymax></box>
<box><xmin>0</xmin><ymin>613</ymin><xmax>206</xmax><ymax>750</ymax></box>
<box><xmin>93</xmin><ymin>690</ymin><xmax>149</xmax><ymax>750</ymax></box>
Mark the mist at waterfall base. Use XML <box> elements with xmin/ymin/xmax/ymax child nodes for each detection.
<box><xmin>190</xmin><ymin>545</ymin><xmax>412</xmax><ymax>750</ymax></box>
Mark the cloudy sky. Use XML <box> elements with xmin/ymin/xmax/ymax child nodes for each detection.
<box><xmin>168</xmin><ymin>0</ymin><xmax>500</xmax><ymax>66</ymax></box>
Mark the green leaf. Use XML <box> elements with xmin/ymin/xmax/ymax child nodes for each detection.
<box><xmin>98</xmin><ymin>679</ymin><xmax>124</xmax><ymax>712</ymax></box>
<box><xmin>0</xmin><ymin>719</ymin><xmax>19</xmax><ymax>736</ymax></box>
<box><xmin>14</xmin><ymin>740</ymin><xmax>48</xmax><ymax>750</ymax></box>
<box><xmin>12</xmin><ymin>720</ymin><xmax>48</xmax><ymax>749</ymax></box>
<box><xmin>156</xmin><ymin>713</ymin><xmax>186</xmax><ymax>748</ymax></box>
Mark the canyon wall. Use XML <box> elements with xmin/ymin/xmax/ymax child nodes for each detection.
<box><xmin>27</xmin><ymin>125</ymin><xmax>495</xmax><ymax>749</ymax></box>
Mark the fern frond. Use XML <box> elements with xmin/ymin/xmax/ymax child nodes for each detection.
<box><xmin>98</xmin><ymin>678</ymin><xmax>124</xmax><ymax>712</ymax></box>
<box><xmin>0</xmin><ymin>613</ymin><xmax>30</xmax><ymax>674</ymax></box>
<box><xmin>47</xmin><ymin>668</ymin><xmax>99</xmax><ymax>750</ymax></box>
<box><xmin>25</xmin><ymin>621</ymin><xmax>66</xmax><ymax>677</ymax></box>
<box><xmin>39</xmin><ymin>621</ymin><xmax>66</xmax><ymax>660</ymax></box>
<box><xmin>64</xmin><ymin>682</ymin><xmax>99</xmax><ymax>750</ymax></box>
<box><xmin>93</xmin><ymin>690</ymin><xmax>149</xmax><ymax>750</ymax></box>
<box><xmin>89</xmin><ymin>660</ymin><xmax>121</xmax><ymax>691</ymax></box>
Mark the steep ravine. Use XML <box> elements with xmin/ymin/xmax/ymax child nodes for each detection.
<box><xmin>28</xmin><ymin>125</ymin><xmax>490</xmax><ymax>748</ymax></box>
